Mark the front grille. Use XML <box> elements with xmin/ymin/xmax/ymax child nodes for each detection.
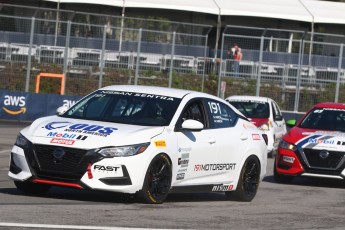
<box><xmin>302</xmin><ymin>149</ymin><xmax>345</xmax><ymax>170</ymax></box>
<box><xmin>30</xmin><ymin>144</ymin><xmax>97</xmax><ymax>181</ymax></box>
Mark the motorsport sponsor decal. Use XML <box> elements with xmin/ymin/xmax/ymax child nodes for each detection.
<box><xmin>44</xmin><ymin>122</ymin><xmax>118</xmax><ymax>136</ymax></box>
<box><xmin>252</xmin><ymin>134</ymin><xmax>261</xmax><ymax>140</ymax></box>
<box><xmin>308</xmin><ymin>138</ymin><xmax>335</xmax><ymax>145</ymax></box>
<box><xmin>47</xmin><ymin>132</ymin><xmax>88</xmax><ymax>143</ymax></box>
<box><xmin>99</xmin><ymin>90</ymin><xmax>175</xmax><ymax>101</ymax></box>
<box><xmin>314</xmin><ymin>108</ymin><xmax>345</xmax><ymax>113</ymax></box>
<box><xmin>194</xmin><ymin>163</ymin><xmax>236</xmax><ymax>171</ymax></box>
<box><xmin>178</xmin><ymin>153</ymin><xmax>190</xmax><ymax>168</ymax></box>
<box><xmin>228</xmin><ymin>99</ymin><xmax>266</xmax><ymax>104</ymax></box>
<box><xmin>176</xmin><ymin>173</ymin><xmax>185</xmax><ymax>180</ymax></box>
<box><xmin>50</xmin><ymin>138</ymin><xmax>75</xmax><ymax>145</ymax></box>
<box><xmin>155</xmin><ymin>140</ymin><xmax>167</xmax><ymax>148</ymax></box>
<box><xmin>212</xmin><ymin>184</ymin><xmax>234</xmax><ymax>192</ymax></box>
<box><xmin>2</xmin><ymin>95</ymin><xmax>26</xmax><ymax>115</ymax></box>
<box><xmin>178</xmin><ymin>147</ymin><xmax>192</xmax><ymax>153</ymax></box>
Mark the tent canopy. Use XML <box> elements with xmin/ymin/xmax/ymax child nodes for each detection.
<box><xmin>45</xmin><ymin>0</ymin><xmax>345</xmax><ymax>25</ymax></box>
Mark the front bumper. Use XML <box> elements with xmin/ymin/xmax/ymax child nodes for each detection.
<box><xmin>275</xmin><ymin>147</ymin><xmax>345</xmax><ymax>179</ymax></box>
<box><xmin>8</xmin><ymin>143</ymin><xmax>149</xmax><ymax>194</ymax></box>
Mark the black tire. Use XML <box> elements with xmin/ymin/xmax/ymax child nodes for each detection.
<box><xmin>273</xmin><ymin>160</ymin><xmax>294</xmax><ymax>184</ymax></box>
<box><xmin>137</xmin><ymin>153</ymin><xmax>172</xmax><ymax>204</ymax></box>
<box><xmin>226</xmin><ymin>155</ymin><xmax>260</xmax><ymax>202</ymax></box>
<box><xmin>14</xmin><ymin>180</ymin><xmax>51</xmax><ymax>195</ymax></box>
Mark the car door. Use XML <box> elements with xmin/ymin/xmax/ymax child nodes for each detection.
<box><xmin>204</xmin><ymin>99</ymin><xmax>243</xmax><ymax>183</ymax></box>
<box><xmin>174</xmin><ymin>98</ymin><xmax>220</xmax><ymax>185</ymax></box>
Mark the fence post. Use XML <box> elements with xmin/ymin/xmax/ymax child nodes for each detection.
<box><xmin>217</xmin><ymin>33</ymin><xmax>225</xmax><ymax>97</ymax></box>
<box><xmin>256</xmin><ymin>35</ymin><xmax>265</xmax><ymax>96</ymax></box>
<box><xmin>25</xmin><ymin>17</ymin><xmax>35</xmax><ymax>93</ymax></box>
<box><xmin>201</xmin><ymin>35</ymin><xmax>208</xmax><ymax>92</ymax></box>
<box><xmin>62</xmin><ymin>20</ymin><xmax>71</xmax><ymax>95</ymax></box>
<box><xmin>99</xmin><ymin>24</ymin><xmax>107</xmax><ymax>89</ymax></box>
<box><xmin>335</xmin><ymin>43</ymin><xmax>344</xmax><ymax>103</ymax></box>
<box><xmin>294</xmin><ymin>38</ymin><xmax>305</xmax><ymax>112</ymax></box>
<box><xmin>169</xmin><ymin>31</ymin><xmax>176</xmax><ymax>88</ymax></box>
<box><xmin>134</xmin><ymin>28</ymin><xmax>142</xmax><ymax>85</ymax></box>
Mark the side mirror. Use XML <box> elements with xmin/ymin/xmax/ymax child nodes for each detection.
<box><xmin>181</xmin><ymin>119</ymin><xmax>204</xmax><ymax>131</ymax></box>
<box><xmin>56</xmin><ymin>105</ymin><xmax>69</xmax><ymax>116</ymax></box>
<box><xmin>286</xmin><ymin>119</ymin><xmax>296</xmax><ymax>128</ymax></box>
<box><xmin>275</xmin><ymin>115</ymin><xmax>283</xmax><ymax>121</ymax></box>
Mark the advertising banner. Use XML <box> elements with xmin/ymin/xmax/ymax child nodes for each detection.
<box><xmin>0</xmin><ymin>90</ymin><xmax>82</xmax><ymax>122</ymax></box>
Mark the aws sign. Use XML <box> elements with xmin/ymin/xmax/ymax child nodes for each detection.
<box><xmin>2</xmin><ymin>95</ymin><xmax>26</xmax><ymax>115</ymax></box>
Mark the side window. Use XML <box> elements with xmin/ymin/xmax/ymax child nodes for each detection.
<box><xmin>272</xmin><ymin>101</ymin><xmax>283</xmax><ymax>121</ymax></box>
<box><xmin>206</xmin><ymin>99</ymin><xmax>237</xmax><ymax>128</ymax></box>
<box><xmin>180</xmin><ymin>101</ymin><xmax>206</xmax><ymax>126</ymax></box>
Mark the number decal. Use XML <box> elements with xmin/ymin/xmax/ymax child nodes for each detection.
<box><xmin>208</xmin><ymin>102</ymin><xmax>222</xmax><ymax>114</ymax></box>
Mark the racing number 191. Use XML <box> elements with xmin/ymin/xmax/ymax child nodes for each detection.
<box><xmin>208</xmin><ymin>102</ymin><xmax>221</xmax><ymax>114</ymax></box>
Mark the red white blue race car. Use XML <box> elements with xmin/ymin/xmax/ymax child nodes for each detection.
<box><xmin>9</xmin><ymin>85</ymin><xmax>268</xmax><ymax>204</ymax></box>
<box><xmin>274</xmin><ymin>102</ymin><xmax>345</xmax><ymax>183</ymax></box>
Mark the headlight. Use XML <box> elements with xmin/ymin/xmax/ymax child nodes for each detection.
<box><xmin>97</xmin><ymin>143</ymin><xmax>150</xmax><ymax>157</ymax></box>
<box><xmin>279</xmin><ymin>140</ymin><xmax>297</xmax><ymax>151</ymax></box>
<box><xmin>15</xmin><ymin>133</ymin><xmax>29</xmax><ymax>148</ymax></box>
<box><xmin>258</xmin><ymin>123</ymin><xmax>269</xmax><ymax>131</ymax></box>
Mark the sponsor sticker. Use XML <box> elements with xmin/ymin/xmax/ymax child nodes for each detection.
<box><xmin>252</xmin><ymin>134</ymin><xmax>261</xmax><ymax>140</ymax></box>
<box><xmin>92</xmin><ymin>164</ymin><xmax>123</xmax><ymax>177</ymax></box>
<box><xmin>194</xmin><ymin>163</ymin><xmax>236</xmax><ymax>171</ymax></box>
<box><xmin>212</xmin><ymin>184</ymin><xmax>234</xmax><ymax>192</ymax></box>
<box><xmin>176</xmin><ymin>173</ymin><xmax>185</xmax><ymax>180</ymax></box>
<box><xmin>50</xmin><ymin>138</ymin><xmax>75</xmax><ymax>145</ymax></box>
<box><xmin>155</xmin><ymin>140</ymin><xmax>167</xmax><ymax>148</ymax></box>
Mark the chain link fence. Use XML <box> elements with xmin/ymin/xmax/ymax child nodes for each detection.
<box><xmin>1</xmin><ymin>4</ymin><xmax>345</xmax><ymax>113</ymax></box>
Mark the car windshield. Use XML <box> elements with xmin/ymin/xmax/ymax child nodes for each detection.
<box><xmin>229</xmin><ymin>100</ymin><xmax>269</xmax><ymax>119</ymax></box>
<box><xmin>299</xmin><ymin>108</ymin><xmax>345</xmax><ymax>131</ymax></box>
<box><xmin>61</xmin><ymin>90</ymin><xmax>181</xmax><ymax>126</ymax></box>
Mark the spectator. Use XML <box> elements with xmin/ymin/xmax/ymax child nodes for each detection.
<box><xmin>233</xmin><ymin>47</ymin><xmax>242</xmax><ymax>77</ymax></box>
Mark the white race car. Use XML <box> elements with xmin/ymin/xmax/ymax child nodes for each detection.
<box><xmin>9</xmin><ymin>85</ymin><xmax>268</xmax><ymax>204</ymax></box>
<box><xmin>226</xmin><ymin>96</ymin><xmax>287</xmax><ymax>157</ymax></box>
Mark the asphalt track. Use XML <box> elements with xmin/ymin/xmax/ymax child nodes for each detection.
<box><xmin>0</xmin><ymin>121</ymin><xmax>344</xmax><ymax>230</ymax></box>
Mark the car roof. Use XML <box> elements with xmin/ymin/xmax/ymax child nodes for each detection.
<box><xmin>99</xmin><ymin>85</ymin><xmax>214</xmax><ymax>99</ymax></box>
<box><xmin>312</xmin><ymin>102</ymin><xmax>345</xmax><ymax>109</ymax></box>
<box><xmin>226</xmin><ymin>95</ymin><xmax>270</xmax><ymax>103</ymax></box>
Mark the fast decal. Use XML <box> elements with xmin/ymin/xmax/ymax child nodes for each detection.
<box><xmin>194</xmin><ymin>163</ymin><xmax>236</xmax><ymax>171</ymax></box>
<box><xmin>93</xmin><ymin>165</ymin><xmax>120</xmax><ymax>172</ymax></box>
<box><xmin>155</xmin><ymin>140</ymin><xmax>167</xmax><ymax>148</ymax></box>
<box><xmin>44</xmin><ymin>122</ymin><xmax>118</xmax><ymax>136</ymax></box>
<box><xmin>100</xmin><ymin>91</ymin><xmax>175</xmax><ymax>101</ymax></box>
<box><xmin>2</xmin><ymin>95</ymin><xmax>26</xmax><ymax>115</ymax></box>
<box><xmin>252</xmin><ymin>134</ymin><xmax>261</xmax><ymax>140</ymax></box>
<box><xmin>212</xmin><ymin>184</ymin><xmax>234</xmax><ymax>192</ymax></box>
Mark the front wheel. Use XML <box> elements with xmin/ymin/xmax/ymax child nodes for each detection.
<box><xmin>137</xmin><ymin>153</ymin><xmax>172</xmax><ymax>204</ymax></box>
<box><xmin>14</xmin><ymin>180</ymin><xmax>51</xmax><ymax>195</ymax></box>
<box><xmin>226</xmin><ymin>155</ymin><xmax>260</xmax><ymax>202</ymax></box>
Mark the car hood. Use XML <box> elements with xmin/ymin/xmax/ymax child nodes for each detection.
<box><xmin>285</xmin><ymin>127</ymin><xmax>345</xmax><ymax>150</ymax></box>
<box><xmin>22</xmin><ymin>116</ymin><xmax>165</xmax><ymax>149</ymax></box>
<box><xmin>249</xmin><ymin>118</ymin><xmax>269</xmax><ymax>127</ymax></box>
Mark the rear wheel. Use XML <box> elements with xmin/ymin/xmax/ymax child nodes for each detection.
<box><xmin>137</xmin><ymin>153</ymin><xmax>172</xmax><ymax>204</ymax></box>
<box><xmin>273</xmin><ymin>160</ymin><xmax>294</xmax><ymax>183</ymax></box>
<box><xmin>14</xmin><ymin>180</ymin><xmax>51</xmax><ymax>195</ymax></box>
<box><xmin>226</xmin><ymin>155</ymin><xmax>260</xmax><ymax>202</ymax></box>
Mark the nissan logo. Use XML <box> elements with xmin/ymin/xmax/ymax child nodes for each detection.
<box><xmin>319</xmin><ymin>150</ymin><xmax>330</xmax><ymax>159</ymax></box>
<box><xmin>52</xmin><ymin>148</ymin><xmax>65</xmax><ymax>159</ymax></box>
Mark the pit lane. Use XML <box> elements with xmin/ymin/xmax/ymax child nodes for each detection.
<box><xmin>0</xmin><ymin>121</ymin><xmax>344</xmax><ymax>230</ymax></box>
